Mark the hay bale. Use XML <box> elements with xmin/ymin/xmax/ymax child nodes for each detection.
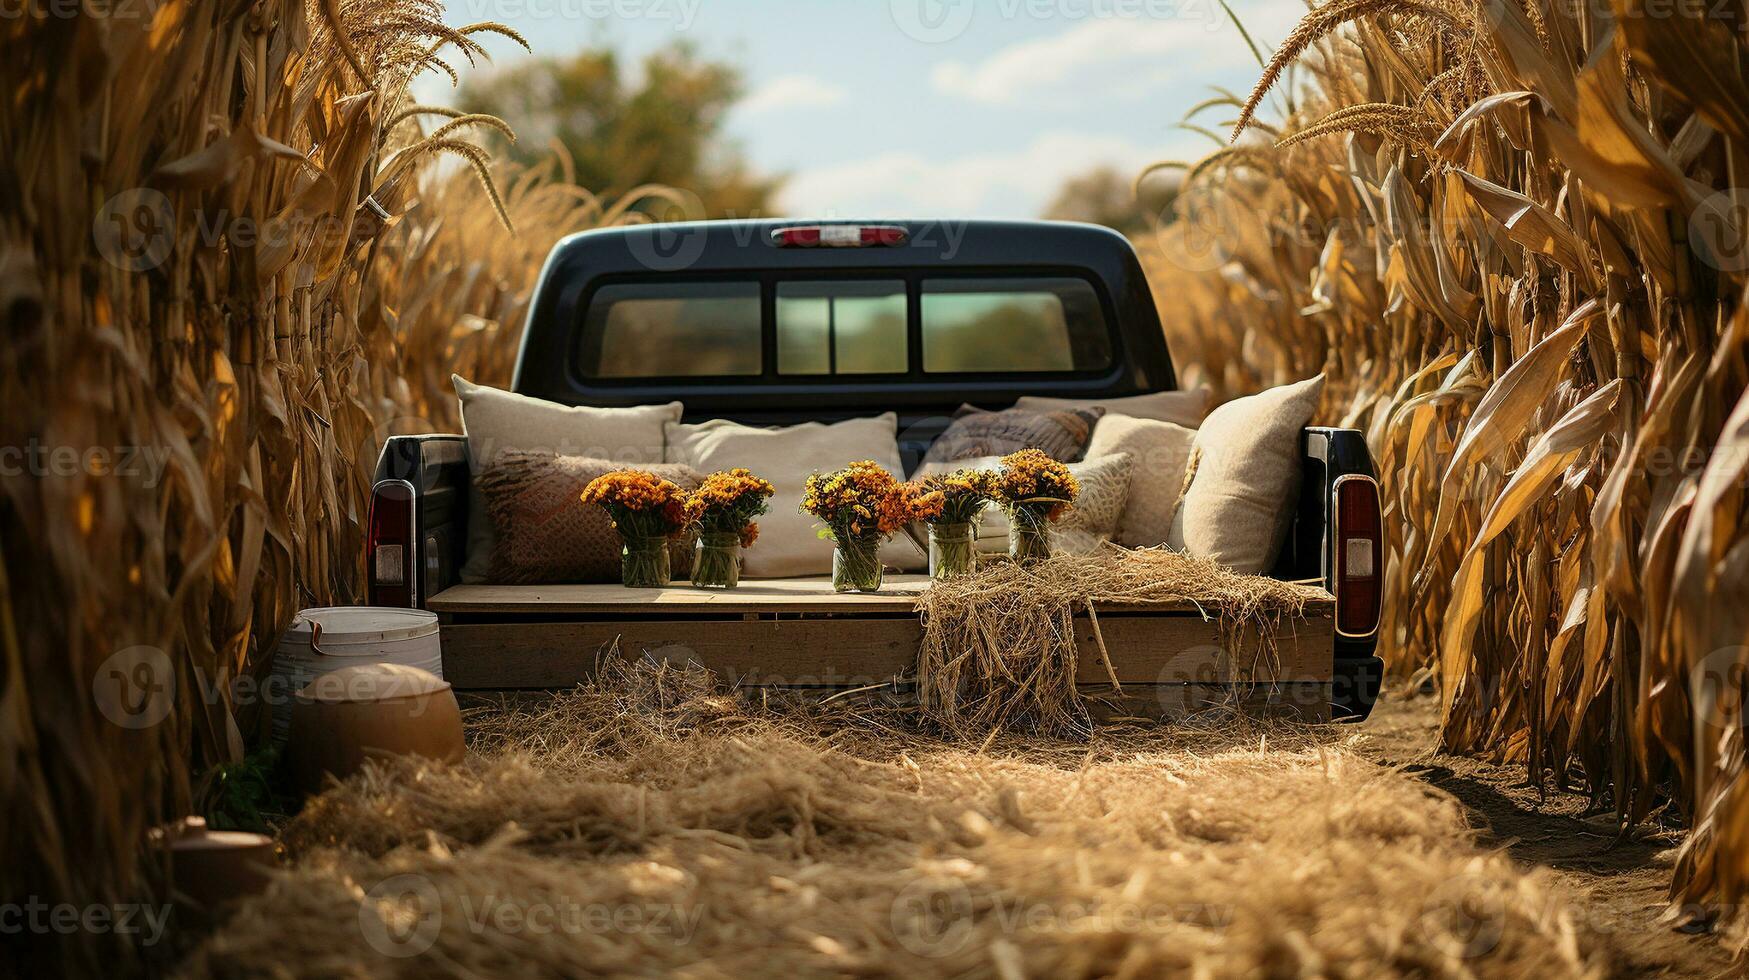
<box><xmin>915</xmin><ymin>548</ymin><xmax>1328</xmax><ymax>737</ymax></box>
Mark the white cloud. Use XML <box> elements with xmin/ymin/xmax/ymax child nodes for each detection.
<box><xmin>739</xmin><ymin>74</ymin><xmax>849</xmax><ymax>115</ymax></box>
<box><xmin>776</xmin><ymin>130</ymin><xmax>1203</xmax><ymax>218</ymax></box>
<box><xmin>930</xmin><ymin>3</ymin><xmax>1303</xmax><ymax>105</ymax></box>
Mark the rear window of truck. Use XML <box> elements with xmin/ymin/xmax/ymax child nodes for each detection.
<box><xmin>577</xmin><ymin>276</ymin><xmax>1114</xmax><ymax>381</ymax></box>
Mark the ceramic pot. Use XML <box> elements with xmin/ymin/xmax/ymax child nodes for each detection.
<box><xmin>287</xmin><ymin>663</ymin><xmax>465</xmax><ymax>793</ymax></box>
<box><xmin>151</xmin><ymin>816</ymin><xmax>276</xmax><ymax>921</ymax></box>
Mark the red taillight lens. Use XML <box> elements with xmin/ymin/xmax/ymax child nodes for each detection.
<box><xmin>367</xmin><ymin>479</ymin><xmax>417</xmax><ymax>607</ymax></box>
<box><xmin>1334</xmin><ymin>475</ymin><xmax>1382</xmax><ymax>637</ymax></box>
<box><xmin>770</xmin><ymin>225</ymin><xmax>908</xmax><ymax>248</ymax></box>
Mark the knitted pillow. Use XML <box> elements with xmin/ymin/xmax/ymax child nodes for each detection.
<box><xmin>1016</xmin><ymin>388</ymin><xmax>1210</xmax><ymax>428</ymax></box>
<box><xmin>454</xmin><ymin>375</ymin><xmax>682</xmax><ymax>583</ymax></box>
<box><xmin>921</xmin><ymin>404</ymin><xmax>1104</xmax><ymax>466</ymax></box>
<box><xmin>477</xmin><ymin>452</ymin><xmax>702</xmax><ymax>584</ymax></box>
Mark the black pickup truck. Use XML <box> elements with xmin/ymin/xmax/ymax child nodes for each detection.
<box><xmin>367</xmin><ymin>219</ymin><xmax>1383</xmax><ymax>719</ymax></box>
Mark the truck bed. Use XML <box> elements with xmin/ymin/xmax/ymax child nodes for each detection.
<box><xmin>428</xmin><ymin>577</ymin><xmax>1338</xmax><ymax>721</ymax></box>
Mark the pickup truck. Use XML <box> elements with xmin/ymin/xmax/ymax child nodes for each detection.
<box><xmin>367</xmin><ymin>219</ymin><xmax>1384</xmax><ymax>720</ymax></box>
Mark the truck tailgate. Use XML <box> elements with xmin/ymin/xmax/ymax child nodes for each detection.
<box><xmin>427</xmin><ymin>577</ymin><xmax>1336</xmax><ymax>719</ymax></box>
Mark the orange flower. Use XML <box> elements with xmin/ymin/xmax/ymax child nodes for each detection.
<box><xmin>910</xmin><ymin>467</ymin><xmax>996</xmax><ymax>525</ymax></box>
<box><xmin>801</xmin><ymin>461</ymin><xmax>910</xmax><ymax>538</ymax></box>
<box><xmin>683</xmin><ymin>468</ymin><xmax>775</xmax><ymax>543</ymax></box>
<box><xmin>581</xmin><ymin>470</ymin><xmax>690</xmax><ymax>539</ymax></box>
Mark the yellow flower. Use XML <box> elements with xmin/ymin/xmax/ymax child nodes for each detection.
<box><xmin>800</xmin><ymin>461</ymin><xmax>910</xmax><ymax>538</ymax></box>
<box><xmin>993</xmin><ymin>449</ymin><xmax>1078</xmax><ymax>524</ymax></box>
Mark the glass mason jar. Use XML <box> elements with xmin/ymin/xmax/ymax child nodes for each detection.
<box><xmin>691</xmin><ymin>530</ymin><xmax>741</xmax><ymax>589</ymax></box>
<box><xmin>927</xmin><ymin>521</ymin><xmax>977</xmax><ymax>581</ymax></box>
<box><xmin>1007</xmin><ymin>507</ymin><xmax>1052</xmax><ymax>566</ymax></box>
<box><xmin>620</xmin><ymin>534</ymin><xmax>672</xmax><ymax>588</ymax></box>
<box><xmin>832</xmin><ymin>533</ymin><xmax>884</xmax><ymax>593</ymax></box>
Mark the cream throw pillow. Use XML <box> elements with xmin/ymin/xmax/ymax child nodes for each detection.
<box><xmin>912</xmin><ymin>453</ymin><xmax>1133</xmax><ymax>556</ymax></box>
<box><xmin>665</xmin><ymin>414</ymin><xmax>924</xmax><ymax>577</ymax></box>
<box><xmin>1084</xmin><ymin>415</ymin><xmax>1196</xmax><ymax>547</ymax></box>
<box><xmin>1016</xmin><ymin>388</ymin><xmax>1210</xmax><ymax>428</ymax></box>
<box><xmin>454</xmin><ymin>376</ymin><xmax>682</xmax><ymax>584</ymax></box>
<box><xmin>1168</xmin><ymin>375</ymin><xmax>1325</xmax><ymax>573</ymax></box>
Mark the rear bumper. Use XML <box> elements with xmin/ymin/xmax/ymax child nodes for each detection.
<box><xmin>1332</xmin><ymin>654</ymin><xmax>1384</xmax><ymax>721</ymax></box>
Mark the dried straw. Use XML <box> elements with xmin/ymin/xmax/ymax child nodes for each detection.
<box><xmin>915</xmin><ymin>548</ymin><xmax>1328</xmax><ymax>738</ymax></box>
<box><xmin>178</xmin><ymin>662</ymin><xmax>1608</xmax><ymax>978</ymax></box>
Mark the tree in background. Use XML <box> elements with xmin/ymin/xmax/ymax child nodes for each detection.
<box><xmin>1043</xmin><ymin>166</ymin><xmax>1178</xmax><ymax>237</ymax></box>
<box><xmin>459</xmin><ymin>43</ymin><xmax>783</xmax><ymax>217</ymax></box>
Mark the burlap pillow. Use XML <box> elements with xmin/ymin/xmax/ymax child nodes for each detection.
<box><xmin>454</xmin><ymin>375</ymin><xmax>683</xmax><ymax>584</ymax></box>
<box><xmin>1016</xmin><ymin>388</ymin><xmax>1210</xmax><ymax>429</ymax></box>
<box><xmin>1084</xmin><ymin>415</ymin><xmax>1197</xmax><ymax>547</ymax></box>
<box><xmin>1168</xmin><ymin>375</ymin><xmax>1325</xmax><ymax>573</ymax></box>
<box><xmin>921</xmin><ymin>404</ymin><xmax>1104</xmax><ymax>466</ymax></box>
<box><xmin>477</xmin><ymin>452</ymin><xmax>702</xmax><ymax>584</ymax></box>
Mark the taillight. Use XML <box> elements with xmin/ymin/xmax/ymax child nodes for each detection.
<box><xmin>367</xmin><ymin>479</ymin><xmax>417</xmax><ymax>607</ymax></box>
<box><xmin>1333</xmin><ymin>474</ymin><xmax>1382</xmax><ymax>638</ymax></box>
<box><xmin>770</xmin><ymin>224</ymin><xmax>908</xmax><ymax>248</ymax></box>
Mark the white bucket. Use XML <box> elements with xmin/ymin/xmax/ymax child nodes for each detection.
<box><xmin>267</xmin><ymin>607</ymin><xmax>442</xmax><ymax>746</ymax></box>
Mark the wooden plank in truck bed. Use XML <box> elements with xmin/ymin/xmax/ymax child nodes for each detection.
<box><xmin>429</xmin><ymin>576</ymin><xmax>1336</xmax><ymax>709</ymax></box>
<box><xmin>428</xmin><ymin>576</ymin><xmax>931</xmax><ymax>614</ymax></box>
<box><xmin>426</xmin><ymin>575</ymin><xmax>1282</xmax><ymax>616</ymax></box>
<box><xmin>438</xmin><ymin>616</ymin><xmax>1333</xmax><ymax>688</ymax></box>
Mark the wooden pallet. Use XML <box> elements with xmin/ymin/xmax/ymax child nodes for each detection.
<box><xmin>429</xmin><ymin>575</ymin><xmax>1336</xmax><ymax>720</ymax></box>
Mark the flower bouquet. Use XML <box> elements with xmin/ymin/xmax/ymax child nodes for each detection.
<box><xmin>682</xmin><ymin>468</ymin><xmax>774</xmax><ymax>589</ymax></box>
<box><xmin>801</xmin><ymin>460</ymin><xmax>910</xmax><ymax>593</ymax></box>
<box><xmin>907</xmin><ymin>468</ymin><xmax>998</xmax><ymax>580</ymax></box>
<box><xmin>993</xmin><ymin>449</ymin><xmax>1079</xmax><ymax>566</ymax></box>
<box><xmin>579</xmin><ymin>470</ymin><xmax>690</xmax><ymax>588</ymax></box>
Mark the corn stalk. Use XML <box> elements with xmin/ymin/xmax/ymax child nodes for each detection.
<box><xmin>1145</xmin><ymin>0</ymin><xmax>1749</xmax><ymax>939</ymax></box>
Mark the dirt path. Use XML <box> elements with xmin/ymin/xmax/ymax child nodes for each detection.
<box><xmin>1358</xmin><ymin>694</ymin><xmax>1738</xmax><ymax>979</ymax></box>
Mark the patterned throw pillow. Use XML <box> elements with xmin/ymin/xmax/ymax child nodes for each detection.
<box><xmin>921</xmin><ymin>404</ymin><xmax>1105</xmax><ymax>466</ymax></box>
<box><xmin>1083</xmin><ymin>414</ymin><xmax>1197</xmax><ymax>547</ymax></box>
<box><xmin>477</xmin><ymin>452</ymin><xmax>702</xmax><ymax>584</ymax></box>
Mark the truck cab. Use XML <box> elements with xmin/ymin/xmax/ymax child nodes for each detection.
<box><xmin>370</xmin><ymin>219</ymin><xmax>1383</xmax><ymax>719</ymax></box>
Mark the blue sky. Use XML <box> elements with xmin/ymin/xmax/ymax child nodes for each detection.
<box><xmin>429</xmin><ymin>0</ymin><xmax>1304</xmax><ymax>217</ymax></box>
